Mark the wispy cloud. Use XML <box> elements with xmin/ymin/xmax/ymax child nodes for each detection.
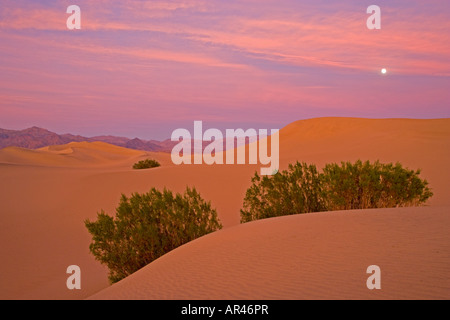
<box><xmin>2</xmin><ymin>1</ymin><xmax>449</xmax><ymax>74</ymax></box>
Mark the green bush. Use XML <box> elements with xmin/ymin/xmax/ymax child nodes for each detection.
<box><xmin>321</xmin><ymin>160</ymin><xmax>433</xmax><ymax>210</ymax></box>
<box><xmin>133</xmin><ymin>159</ymin><xmax>161</xmax><ymax>170</ymax></box>
<box><xmin>241</xmin><ymin>160</ymin><xmax>433</xmax><ymax>223</ymax></box>
<box><xmin>240</xmin><ymin>162</ymin><xmax>326</xmax><ymax>223</ymax></box>
<box><xmin>85</xmin><ymin>187</ymin><xmax>222</xmax><ymax>283</ymax></box>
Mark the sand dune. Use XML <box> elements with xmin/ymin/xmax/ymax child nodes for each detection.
<box><xmin>0</xmin><ymin>117</ymin><xmax>449</xmax><ymax>299</ymax></box>
<box><xmin>278</xmin><ymin>118</ymin><xmax>450</xmax><ymax>206</ymax></box>
<box><xmin>89</xmin><ymin>206</ymin><xmax>450</xmax><ymax>300</ymax></box>
<box><xmin>0</xmin><ymin>141</ymin><xmax>163</xmax><ymax>168</ymax></box>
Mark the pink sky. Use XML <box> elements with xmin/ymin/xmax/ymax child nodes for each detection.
<box><xmin>0</xmin><ymin>0</ymin><xmax>449</xmax><ymax>139</ymax></box>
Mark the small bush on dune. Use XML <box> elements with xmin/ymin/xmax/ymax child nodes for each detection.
<box><xmin>133</xmin><ymin>159</ymin><xmax>161</xmax><ymax>170</ymax></box>
<box><xmin>85</xmin><ymin>187</ymin><xmax>222</xmax><ymax>284</ymax></box>
<box><xmin>241</xmin><ymin>160</ymin><xmax>433</xmax><ymax>223</ymax></box>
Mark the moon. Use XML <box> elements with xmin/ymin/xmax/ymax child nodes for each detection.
<box><xmin>381</xmin><ymin>68</ymin><xmax>387</xmax><ymax>74</ymax></box>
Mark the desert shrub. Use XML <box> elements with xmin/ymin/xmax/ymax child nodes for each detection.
<box><xmin>240</xmin><ymin>162</ymin><xmax>327</xmax><ymax>223</ymax></box>
<box><xmin>321</xmin><ymin>160</ymin><xmax>433</xmax><ymax>210</ymax></box>
<box><xmin>133</xmin><ymin>159</ymin><xmax>161</xmax><ymax>170</ymax></box>
<box><xmin>241</xmin><ymin>160</ymin><xmax>433</xmax><ymax>223</ymax></box>
<box><xmin>85</xmin><ymin>187</ymin><xmax>222</xmax><ymax>283</ymax></box>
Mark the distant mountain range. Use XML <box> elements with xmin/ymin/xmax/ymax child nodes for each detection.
<box><xmin>0</xmin><ymin>127</ymin><xmax>177</xmax><ymax>152</ymax></box>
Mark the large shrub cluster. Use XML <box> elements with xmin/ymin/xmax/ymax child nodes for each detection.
<box><xmin>85</xmin><ymin>187</ymin><xmax>222</xmax><ymax>283</ymax></box>
<box><xmin>241</xmin><ymin>160</ymin><xmax>433</xmax><ymax>223</ymax></box>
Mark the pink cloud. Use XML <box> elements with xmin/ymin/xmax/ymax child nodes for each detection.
<box><xmin>2</xmin><ymin>2</ymin><xmax>449</xmax><ymax>75</ymax></box>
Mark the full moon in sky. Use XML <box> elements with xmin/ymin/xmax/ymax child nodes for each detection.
<box><xmin>381</xmin><ymin>68</ymin><xmax>387</xmax><ymax>74</ymax></box>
